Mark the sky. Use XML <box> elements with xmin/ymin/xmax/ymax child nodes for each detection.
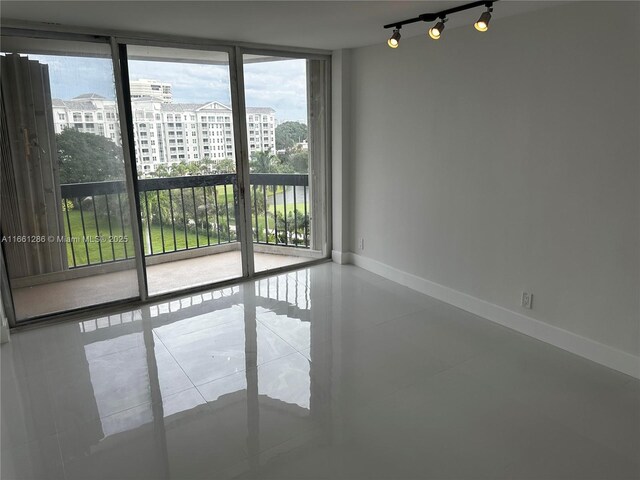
<box><xmin>28</xmin><ymin>54</ymin><xmax>308</xmax><ymax>122</ymax></box>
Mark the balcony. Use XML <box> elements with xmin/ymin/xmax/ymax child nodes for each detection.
<box><xmin>9</xmin><ymin>173</ymin><xmax>320</xmax><ymax>319</ymax></box>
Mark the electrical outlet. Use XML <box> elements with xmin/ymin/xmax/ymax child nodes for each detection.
<box><xmin>359</xmin><ymin>238</ymin><xmax>365</xmax><ymax>250</ymax></box>
<box><xmin>521</xmin><ymin>292</ymin><xmax>533</xmax><ymax>309</ymax></box>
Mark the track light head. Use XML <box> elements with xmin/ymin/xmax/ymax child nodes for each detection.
<box><xmin>428</xmin><ymin>17</ymin><xmax>447</xmax><ymax>40</ymax></box>
<box><xmin>474</xmin><ymin>5</ymin><xmax>493</xmax><ymax>32</ymax></box>
<box><xmin>388</xmin><ymin>28</ymin><xmax>401</xmax><ymax>48</ymax></box>
<box><xmin>384</xmin><ymin>1</ymin><xmax>499</xmax><ymax>43</ymax></box>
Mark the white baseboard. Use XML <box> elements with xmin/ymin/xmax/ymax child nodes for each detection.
<box><xmin>345</xmin><ymin>252</ymin><xmax>639</xmax><ymax>380</ymax></box>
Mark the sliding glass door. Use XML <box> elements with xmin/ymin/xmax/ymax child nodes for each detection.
<box><xmin>0</xmin><ymin>32</ymin><xmax>330</xmax><ymax>323</ymax></box>
<box><xmin>242</xmin><ymin>53</ymin><xmax>329</xmax><ymax>274</ymax></box>
<box><xmin>1</xmin><ymin>37</ymin><xmax>140</xmax><ymax>320</ymax></box>
<box><xmin>124</xmin><ymin>45</ymin><xmax>244</xmax><ymax>296</ymax></box>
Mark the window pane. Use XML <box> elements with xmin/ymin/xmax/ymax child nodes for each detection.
<box><xmin>126</xmin><ymin>45</ymin><xmax>242</xmax><ymax>296</ymax></box>
<box><xmin>243</xmin><ymin>55</ymin><xmax>327</xmax><ymax>273</ymax></box>
<box><xmin>1</xmin><ymin>37</ymin><xmax>139</xmax><ymax>320</ymax></box>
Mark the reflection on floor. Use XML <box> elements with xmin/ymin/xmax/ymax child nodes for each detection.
<box><xmin>11</xmin><ymin>251</ymin><xmax>308</xmax><ymax>319</ymax></box>
<box><xmin>2</xmin><ymin>263</ymin><xmax>639</xmax><ymax>479</ymax></box>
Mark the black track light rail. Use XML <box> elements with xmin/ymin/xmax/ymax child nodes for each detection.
<box><xmin>383</xmin><ymin>0</ymin><xmax>496</xmax><ymax>30</ymax></box>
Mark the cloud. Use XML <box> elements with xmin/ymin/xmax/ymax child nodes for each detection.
<box><xmin>128</xmin><ymin>60</ymin><xmax>233</xmax><ymax>105</ymax></box>
<box><xmin>244</xmin><ymin>59</ymin><xmax>307</xmax><ymax>122</ymax></box>
<box><xmin>28</xmin><ymin>54</ymin><xmax>308</xmax><ymax>122</ymax></box>
<box><xmin>29</xmin><ymin>55</ymin><xmax>116</xmax><ymax>100</ymax></box>
<box><xmin>128</xmin><ymin>57</ymin><xmax>308</xmax><ymax>121</ymax></box>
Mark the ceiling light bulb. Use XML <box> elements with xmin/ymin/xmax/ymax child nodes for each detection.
<box><xmin>428</xmin><ymin>19</ymin><xmax>446</xmax><ymax>40</ymax></box>
<box><xmin>388</xmin><ymin>29</ymin><xmax>401</xmax><ymax>48</ymax></box>
<box><xmin>474</xmin><ymin>9</ymin><xmax>492</xmax><ymax>32</ymax></box>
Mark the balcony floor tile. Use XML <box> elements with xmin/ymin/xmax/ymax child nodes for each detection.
<box><xmin>11</xmin><ymin>251</ymin><xmax>309</xmax><ymax>319</ymax></box>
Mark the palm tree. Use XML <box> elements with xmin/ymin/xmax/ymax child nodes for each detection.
<box><xmin>250</xmin><ymin>150</ymin><xmax>276</xmax><ymax>173</ymax></box>
<box><xmin>216</xmin><ymin>158</ymin><xmax>236</xmax><ymax>173</ymax></box>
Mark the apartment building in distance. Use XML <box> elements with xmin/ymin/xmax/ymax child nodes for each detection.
<box><xmin>129</xmin><ymin>78</ymin><xmax>173</xmax><ymax>103</ymax></box>
<box><xmin>52</xmin><ymin>91</ymin><xmax>276</xmax><ymax>174</ymax></box>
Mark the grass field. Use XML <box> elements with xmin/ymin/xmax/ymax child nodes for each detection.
<box><xmin>64</xmin><ymin>197</ymin><xmax>309</xmax><ymax>268</ymax></box>
<box><xmin>64</xmin><ymin>209</ymin><xmax>237</xmax><ymax>266</ymax></box>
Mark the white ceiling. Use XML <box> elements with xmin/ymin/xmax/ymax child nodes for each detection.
<box><xmin>1</xmin><ymin>1</ymin><xmax>560</xmax><ymax>51</ymax></box>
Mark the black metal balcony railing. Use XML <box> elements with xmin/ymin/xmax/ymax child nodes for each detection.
<box><xmin>60</xmin><ymin>173</ymin><xmax>310</xmax><ymax>269</ymax></box>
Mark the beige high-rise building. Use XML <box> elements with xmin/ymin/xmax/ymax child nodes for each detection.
<box><xmin>129</xmin><ymin>79</ymin><xmax>173</xmax><ymax>103</ymax></box>
<box><xmin>52</xmin><ymin>94</ymin><xmax>276</xmax><ymax>174</ymax></box>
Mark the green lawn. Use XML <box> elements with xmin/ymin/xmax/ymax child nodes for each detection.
<box><xmin>65</xmin><ymin>209</ymin><xmax>234</xmax><ymax>266</ymax></box>
<box><xmin>140</xmin><ymin>216</ymin><xmax>234</xmax><ymax>256</ymax></box>
<box><xmin>64</xmin><ymin>209</ymin><xmax>134</xmax><ymax>267</ymax></box>
<box><xmin>64</xmin><ymin>192</ymin><xmax>309</xmax><ymax>268</ymax></box>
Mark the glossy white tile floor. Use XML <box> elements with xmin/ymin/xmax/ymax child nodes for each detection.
<box><xmin>1</xmin><ymin>262</ymin><xmax>639</xmax><ymax>480</ymax></box>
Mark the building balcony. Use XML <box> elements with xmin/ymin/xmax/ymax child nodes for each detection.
<box><xmin>8</xmin><ymin>173</ymin><xmax>320</xmax><ymax>320</ymax></box>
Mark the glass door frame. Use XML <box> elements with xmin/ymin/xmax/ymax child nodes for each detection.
<box><xmin>0</xmin><ymin>27</ymin><xmax>331</xmax><ymax>326</ymax></box>
<box><xmin>238</xmin><ymin>47</ymin><xmax>332</xmax><ymax>274</ymax></box>
<box><xmin>229</xmin><ymin>45</ymin><xmax>255</xmax><ymax>279</ymax></box>
<box><xmin>0</xmin><ymin>30</ymin><xmax>146</xmax><ymax>325</ymax></box>
<box><xmin>113</xmin><ymin>41</ymin><xmax>256</xmax><ymax>299</ymax></box>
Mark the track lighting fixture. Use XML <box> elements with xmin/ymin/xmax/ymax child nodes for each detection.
<box><xmin>428</xmin><ymin>18</ymin><xmax>447</xmax><ymax>40</ymax></box>
<box><xmin>474</xmin><ymin>5</ymin><xmax>493</xmax><ymax>32</ymax></box>
<box><xmin>383</xmin><ymin>0</ymin><xmax>496</xmax><ymax>46</ymax></box>
<box><xmin>388</xmin><ymin>28</ymin><xmax>401</xmax><ymax>48</ymax></box>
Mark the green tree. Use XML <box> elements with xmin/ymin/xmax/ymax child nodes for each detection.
<box><xmin>274</xmin><ymin>210</ymin><xmax>309</xmax><ymax>245</ymax></box>
<box><xmin>196</xmin><ymin>157</ymin><xmax>216</xmax><ymax>174</ymax></box>
<box><xmin>167</xmin><ymin>161</ymin><xmax>190</xmax><ymax>177</ymax></box>
<box><xmin>275</xmin><ymin>121</ymin><xmax>307</xmax><ymax>151</ymax></box>
<box><xmin>153</xmin><ymin>164</ymin><xmax>171</xmax><ymax>177</ymax></box>
<box><xmin>288</xmin><ymin>151</ymin><xmax>309</xmax><ymax>173</ymax></box>
<box><xmin>275</xmin><ymin>150</ymin><xmax>308</xmax><ymax>174</ymax></box>
<box><xmin>216</xmin><ymin>158</ymin><xmax>236</xmax><ymax>173</ymax></box>
<box><xmin>150</xmin><ymin>159</ymin><xmax>218</xmax><ymax>178</ymax></box>
<box><xmin>250</xmin><ymin>150</ymin><xmax>277</xmax><ymax>173</ymax></box>
<box><xmin>57</xmin><ymin>128</ymin><xmax>125</xmax><ymax>183</ymax></box>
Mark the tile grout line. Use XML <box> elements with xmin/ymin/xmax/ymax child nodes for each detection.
<box><xmin>151</xmin><ymin>329</ymin><xmax>202</xmax><ymax>393</ymax></box>
<box><xmin>194</xmin><ymin>349</ymin><xmax>306</xmax><ymax>397</ymax></box>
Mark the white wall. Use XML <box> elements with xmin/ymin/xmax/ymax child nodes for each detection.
<box><xmin>345</xmin><ymin>2</ymin><xmax>640</xmax><ymax>358</ymax></box>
